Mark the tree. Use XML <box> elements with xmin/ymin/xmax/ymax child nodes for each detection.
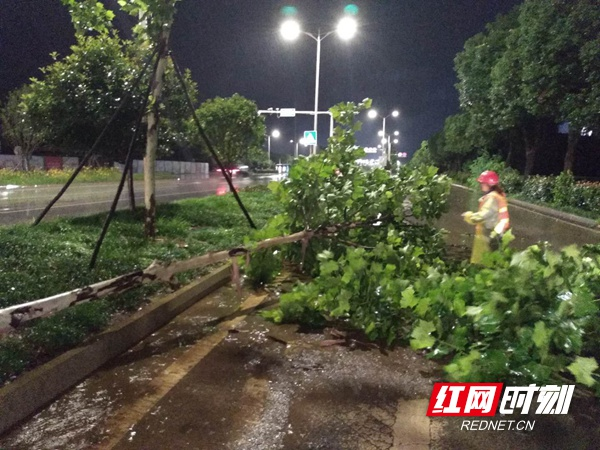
<box><xmin>17</xmin><ymin>1</ymin><xmax>197</xmax><ymax>166</ymax></box>
<box><xmin>517</xmin><ymin>0</ymin><xmax>600</xmax><ymax>172</ymax></box>
<box><xmin>25</xmin><ymin>34</ymin><xmax>141</xmax><ymax>163</ymax></box>
<box><xmin>455</xmin><ymin>0</ymin><xmax>600</xmax><ymax>175</ymax></box>
<box><xmin>0</xmin><ymin>86</ymin><xmax>46</xmax><ymax>171</ymax></box>
<box><xmin>408</xmin><ymin>140</ymin><xmax>434</xmax><ymax>168</ymax></box>
<box><xmin>115</xmin><ymin>0</ymin><xmax>181</xmax><ymax>237</ymax></box>
<box><xmin>440</xmin><ymin>113</ymin><xmax>477</xmax><ymax>171</ymax></box>
<box><xmin>193</xmin><ymin>94</ymin><xmax>266</xmax><ymax>167</ymax></box>
<box><xmin>455</xmin><ymin>12</ymin><xmax>519</xmax><ymax>153</ymax></box>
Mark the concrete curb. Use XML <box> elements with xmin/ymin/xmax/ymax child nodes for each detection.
<box><xmin>0</xmin><ymin>264</ymin><xmax>231</xmax><ymax>435</ymax></box>
<box><xmin>452</xmin><ymin>184</ymin><xmax>599</xmax><ymax>230</ymax></box>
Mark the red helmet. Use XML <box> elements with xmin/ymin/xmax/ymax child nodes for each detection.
<box><xmin>477</xmin><ymin>170</ymin><xmax>500</xmax><ymax>186</ymax></box>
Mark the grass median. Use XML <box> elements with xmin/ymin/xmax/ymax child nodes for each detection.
<box><xmin>0</xmin><ymin>167</ymin><xmax>173</xmax><ymax>186</ymax></box>
<box><xmin>0</xmin><ymin>186</ymin><xmax>279</xmax><ymax>385</ymax></box>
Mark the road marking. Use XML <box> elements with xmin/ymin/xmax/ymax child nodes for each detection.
<box><xmin>392</xmin><ymin>399</ymin><xmax>431</xmax><ymax>450</ymax></box>
<box><xmin>96</xmin><ymin>292</ymin><xmax>268</xmax><ymax>450</ymax></box>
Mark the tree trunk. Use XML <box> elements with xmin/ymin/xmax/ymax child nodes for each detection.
<box><xmin>144</xmin><ymin>27</ymin><xmax>171</xmax><ymax>238</ymax></box>
<box><xmin>128</xmin><ymin>160</ymin><xmax>136</xmax><ymax>211</ymax></box>
<box><xmin>522</xmin><ymin>122</ymin><xmax>541</xmax><ymax>177</ymax></box>
<box><xmin>564</xmin><ymin>127</ymin><xmax>580</xmax><ymax>173</ymax></box>
<box><xmin>21</xmin><ymin>153</ymin><xmax>31</xmax><ymax>172</ymax></box>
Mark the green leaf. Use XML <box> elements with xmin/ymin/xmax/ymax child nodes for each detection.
<box><xmin>501</xmin><ymin>228</ymin><xmax>515</xmax><ymax>246</ymax></box>
<box><xmin>567</xmin><ymin>357</ymin><xmax>598</xmax><ymax>387</ymax></box>
<box><xmin>410</xmin><ymin>320</ymin><xmax>436</xmax><ymax>350</ymax></box>
<box><xmin>320</xmin><ymin>260</ymin><xmax>339</xmax><ymax>276</ymax></box>
<box><xmin>532</xmin><ymin>321</ymin><xmax>551</xmax><ymax>359</ymax></box>
<box><xmin>400</xmin><ymin>287</ymin><xmax>417</xmax><ymax>308</ymax></box>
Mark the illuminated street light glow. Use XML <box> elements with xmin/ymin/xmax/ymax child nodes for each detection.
<box><xmin>344</xmin><ymin>4</ymin><xmax>359</xmax><ymax>15</ymax></box>
<box><xmin>394</xmin><ymin>130</ymin><xmax>400</xmax><ymax>136</ymax></box>
<box><xmin>272</xmin><ymin>129</ymin><xmax>281</xmax><ymax>138</ymax></box>
<box><xmin>337</xmin><ymin>17</ymin><xmax>358</xmax><ymax>40</ymax></box>
<box><xmin>392</xmin><ymin>110</ymin><xmax>399</xmax><ymax>117</ymax></box>
<box><xmin>381</xmin><ymin>138</ymin><xmax>388</xmax><ymax>145</ymax></box>
<box><xmin>281</xmin><ymin>19</ymin><xmax>301</xmax><ymax>40</ymax></box>
<box><xmin>377</xmin><ymin>130</ymin><xmax>384</xmax><ymax>137</ymax></box>
<box><xmin>368</xmin><ymin>109</ymin><xmax>378</xmax><ymax>119</ymax></box>
<box><xmin>393</xmin><ymin>138</ymin><xmax>399</xmax><ymax>144</ymax></box>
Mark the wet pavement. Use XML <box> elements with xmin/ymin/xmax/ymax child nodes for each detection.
<box><xmin>2</xmin><ymin>279</ymin><xmax>599</xmax><ymax>450</ymax></box>
<box><xmin>438</xmin><ymin>185</ymin><xmax>600</xmax><ymax>250</ymax></box>
<box><xmin>0</xmin><ymin>174</ymin><xmax>277</xmax><ymax>226</ymax></box>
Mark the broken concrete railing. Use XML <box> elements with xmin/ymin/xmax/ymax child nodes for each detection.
<box><xmin>0</xmin><ymin>231</ymin><xmax>310</xmax><ymax>332</ymax></box>
<box><xmin>0</xmin><ymin>217</ymin><xmax>397</xmax><ymax>332</ymax></box>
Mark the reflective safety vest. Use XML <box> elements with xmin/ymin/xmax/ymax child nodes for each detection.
<box><xmin>478</xmin><ymin>191</ymin><xmax>510</xmax><ymax>235</ymax></box>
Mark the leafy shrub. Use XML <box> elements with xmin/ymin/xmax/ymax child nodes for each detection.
<box><xmin>553</xmin><ymin>171</ymin><xmax>575</xmax><ymax>207</ymax></box>
<box><xmin>573</xmin><ymin>182</ymin><xmax>600</xmax><ymax>214</ymax></box>
<box><xmin>521</xmin><ymin>176</ymin><xmax>555</xmax><ymax>203</ymax></box>
<box><xmin>245</xmin><ymin>249</ymin><xmax>282</xmax><ymax>289</ymax></box>
<box><xmin>500</xmin><ymin>167</ymin><xmax>524</xmax><ymax>194</ymax></box>
<box><xmin>407</xmin><ymin>243</ymin><xmax>600</xmax><ymax>388</ymax></box>
<box><xmin>0</xmin><ymin>337</ymin><xmax>31</xmax><ymax>382</ymax></box>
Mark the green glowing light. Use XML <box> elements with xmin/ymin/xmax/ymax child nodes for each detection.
<box><xmin>344</xmin><ymin>4</ymin><xmax>359</xmax><ymax>15</ymax></box>
<box><xmin>281</xmin><ymin>6</ymin><xmax>298</xmax><ymax>17</ymax></box>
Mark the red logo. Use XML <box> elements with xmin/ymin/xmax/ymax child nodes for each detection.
<box><xmin>427</xmin><ymin>383</ymin><xmax>504</xmax><ymax>416</ymax></box>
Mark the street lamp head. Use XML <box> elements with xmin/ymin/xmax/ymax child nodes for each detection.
<box><xmin>393</xmin><ymin>138</ymin><xmax>399</xmax><ymax>144</ymax></box>
<box><xmin>280</xmin><ymin>19</ymin><xmax>301</xmax><ymax>41</ymax></box>
<box><xmin>381</xmin><ymin>138</ymin><xmax>388</xmax><ymax>145</ymax></box>
<box><xmin>368</xmin><ymin>109</ymin><xmax>378</xmax><ymax>119</ymax></box>
<box><xmin>377</xmin><ymin>130</ymin><xmax>384</xmax><ymax>137</ymax></box>
<box><xmin>271</xmin><ymin>129</ymin><xmax>281</xmax><ymax>138</ymax></box>
<box><xmin>337</xmin><ymin>17</ymin><xmax>357</xmax><ymax>40</ymax></box>
<box><xmin>394</xmin><ymin>130</ymin><xmax>400</xmax><ymax>136</ymax></box>
<box><xmin>392</xmin><ymin>110</ymin><xmax>400</xmax><ymax>118</ymax></box>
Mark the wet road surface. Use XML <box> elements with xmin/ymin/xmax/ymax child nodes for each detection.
<box><xmin>0</xmin><ymin>174</ymin><xmax>275</xmax><ymax>226</ymax></box>
<box><xmin>2</xmin><ymin>279</ymin><xmax>599</xmax><ymax>449</ymax></box>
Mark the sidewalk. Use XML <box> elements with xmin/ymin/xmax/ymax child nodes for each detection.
<box><xmin>3</xmin><ymin>282</ymin><xmax>599</xmax><ymax>449</ymax></box>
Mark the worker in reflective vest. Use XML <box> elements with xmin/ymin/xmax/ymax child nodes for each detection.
<box><xmin>462</xmin><ymin>170</ymin><xmax>510</xmax><ymax>264</ymax></box>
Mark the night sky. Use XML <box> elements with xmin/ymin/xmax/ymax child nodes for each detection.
<box><xmin>1</xmin><ymin>0</ymin><xmax>523</xmax><ymax>156</ymax></box>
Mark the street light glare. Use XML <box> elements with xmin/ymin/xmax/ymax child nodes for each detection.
<box><xmin>393</xmin><ymin>139</ymin><xmax>399</xmax><ymax>144</ymax></box>
<box><xmin>272</xmin><ymin>129</ymin><xmax>281</xmax><ymax>138</ymax></box>
<box><xmin>392</xmin><ymin>110</ymin><xmax>400</xmax><ymax>117</ymax></box>
<box><xmin>337</xmin><ymin>17</ymin><xmax>357</xmax><ymax>40</ymax></box>
<box><xmin>378</xmin><ymin>130</ymin><xmax>384</xmax><ymax>137</ymax></box>
<box><xmin>394</xmin><ymin>130</ymin><xmax>400</xmax><ymax>136</ymax></box>
<box><xmin>280</xmin><ymin>19</ymin><xmax>301</xmax><ymax>41</ymax></box>
<box><xmin>368</xmin><ymin>109</ymin><xmax>378</xmax><ymax>119</ymax></box>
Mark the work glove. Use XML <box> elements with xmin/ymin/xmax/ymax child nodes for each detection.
<box><xmin>462</xmin><ymin>211</ymin><xmax>475</xmax><ymax>225</ymax></box>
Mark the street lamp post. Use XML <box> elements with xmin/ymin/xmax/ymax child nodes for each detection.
<box><xmin>281</xmin><ymin>15</ymin><xmax>357</xmax><ymax>155</ymax></box>
<box><xmin>368</xmin><ymin>109</ymin><xmax>399</xmax><ymax>165</ymax></box>
<box><xmin>267</xmin><ymin>129</ymin><xmax>280</xmax><ymax>161</ymax></box>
